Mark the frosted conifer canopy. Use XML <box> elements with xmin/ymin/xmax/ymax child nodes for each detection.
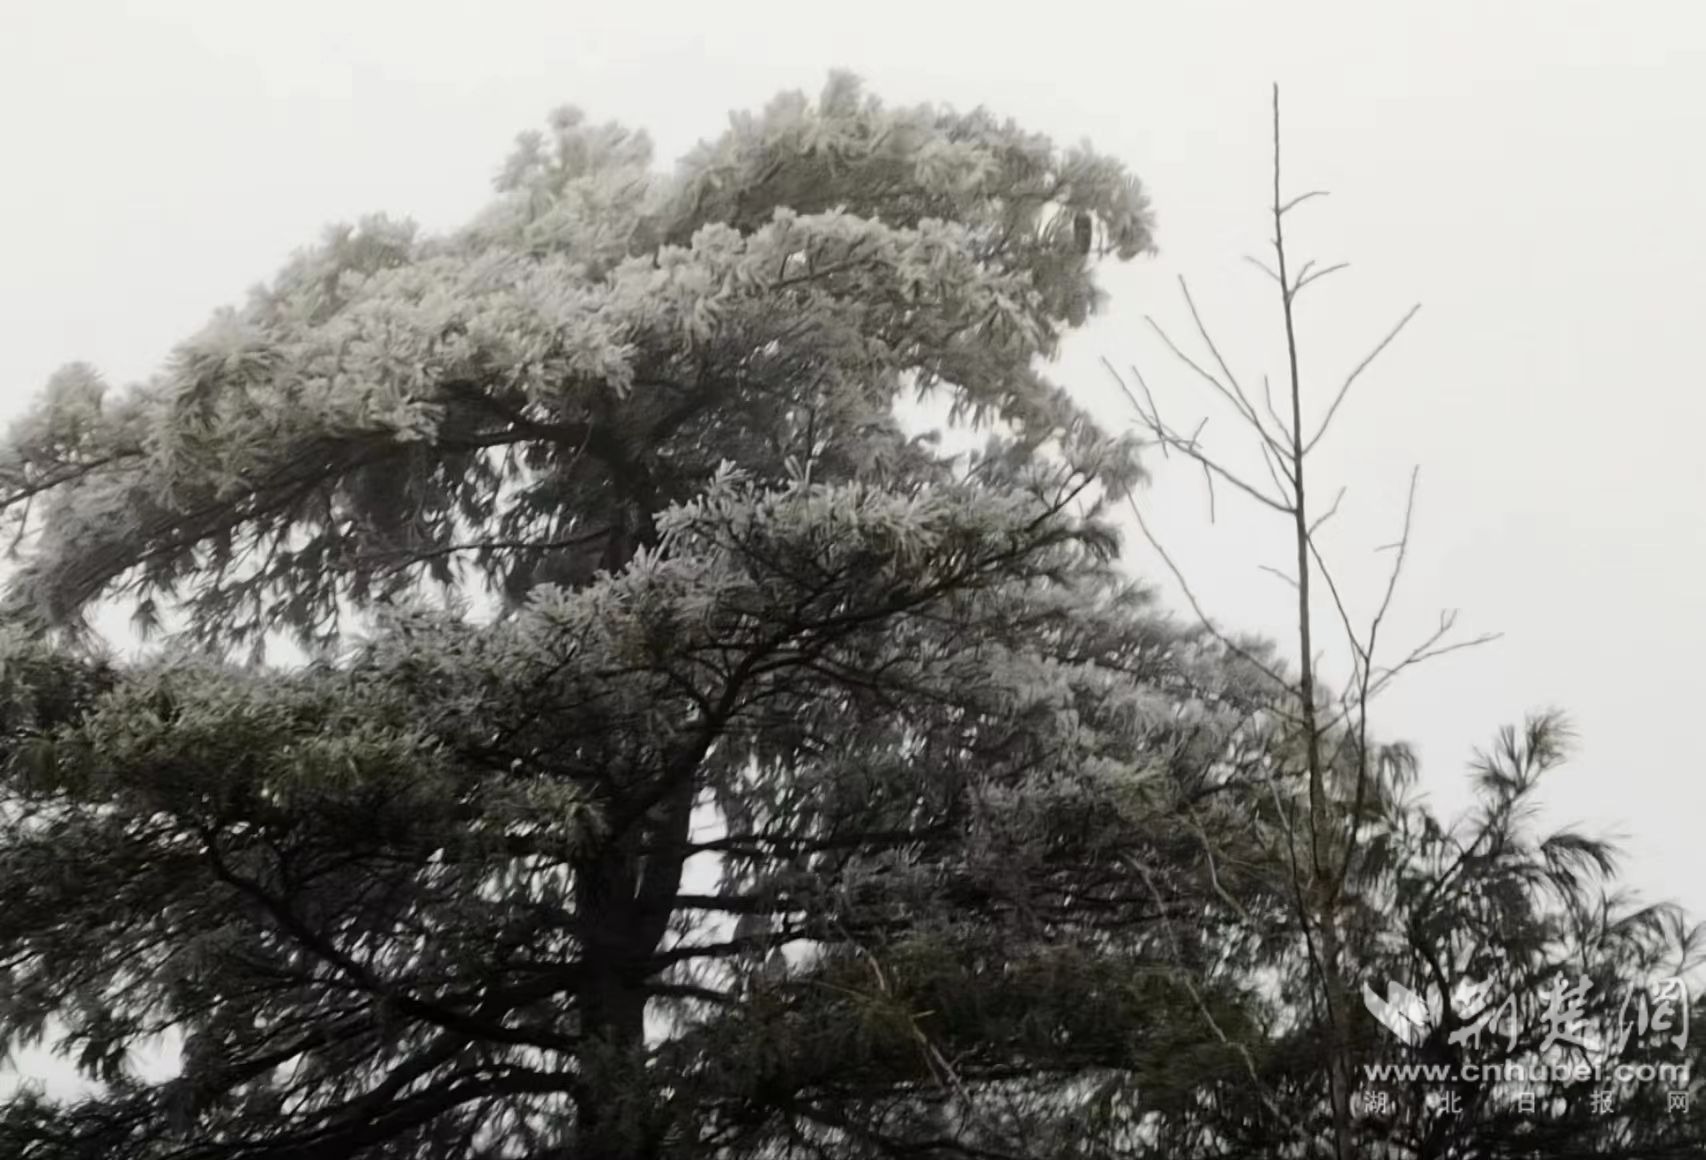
<box><xmin>0</xmin><ymin>72</ymin><xmax>1153</xmax><ymax>650</ymax></box>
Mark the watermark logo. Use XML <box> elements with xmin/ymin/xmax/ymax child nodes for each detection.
<box><xmin>1358</xmin><ymin>973</ymin><xmax>1693</xmax><ymax>1112</ymax></box>
<box><xmin>1362</xmin><ymin>978</ymin><xmax>1437</xmax><ymax>1047</ymax></box>
<box><xmin>1361</xmin><ymin>973</ymin><xmax>1689</xmax><ymax>1055</ymax></box>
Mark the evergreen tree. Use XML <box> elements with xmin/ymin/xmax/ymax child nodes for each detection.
<box><xmin>1136</xmin><ymin>710</ymin><xmax>1706</xmax><ymax>1159</ymax></box>
<box><xmin>5</xmin><ymin>71</ymin><xmax>1693</xmax><ymax>1160</ymax></box>
<box><xmin>0</xmin><ymin>75</ymin><xmax>1268</xmax><ymax>1159</ymax></box>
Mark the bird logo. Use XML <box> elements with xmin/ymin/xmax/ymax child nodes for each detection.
<box><xmin>1362</xmin><ymin>978</ymin><xmax>1438</xmax><ymax>1046</ymax></box>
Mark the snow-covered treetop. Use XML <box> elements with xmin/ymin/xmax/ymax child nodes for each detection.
<box><xmin>0</xmin><ymin>73</ymin><xmax>1153</xmax><ymax>651</ymax></box>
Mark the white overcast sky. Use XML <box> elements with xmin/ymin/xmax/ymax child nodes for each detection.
<box><xmin>3</xmin><ymin>0</ymin><xmax>1704</xmax><ymax>977</ymax></box>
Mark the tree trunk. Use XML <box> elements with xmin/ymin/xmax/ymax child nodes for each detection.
<box><xmin>573</xmin><ymin>841</ymin><xmax>660</xmax><ymax>1160</ymax></box>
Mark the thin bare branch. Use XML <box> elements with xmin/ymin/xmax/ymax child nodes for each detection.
<box><xmin>1260</xmin><ymin>439</ymin><xmax>1296</xmax><ymax>499</ymax></box>
<box><xmin>1279</xmin><ymin>190</ymin><xmax>1331</xmax><ymax>216</ymax></box>
<box><xmin>1117</xmin><ymin>373</ymin><xmax>1296</xmax><ymax>515</ymax></box>
<box><xmin>1302</xmin><ymin>303</ymin><xmax>1422</xmax><ymax>456</ymax></box>
<box><xmin>1387</xmin><ymin>630</ymin><xmax>1504</xmax><ymax>678</ymax></box>
<box><xmin>1176</xmin><ymin>276</ymin><xmax>1288</xmax><ymax>454</ymax></box>
<box><xmin>1124</xmin><ymin>495</ymin><xmax>1293</xmax><ymax>697</ymax></box>
<box><xmin>1101</xmin><ymin>357</ymin><xmax>1171</xmax><ymax>461</ymax></box>
<box><xmin>1165</xmin><ymin>435</ymin><xmax>1295</xmax><ymax>515</ymax></box>
<box><xmin>1304</xmin><ymin>537</ymin><xmax>1368</xmax><ymax>667</ymax></box>
<box><xmin>1181</xmin><ymin>814</ymin><xmax>1259</xmax><ymax>925</ymax></box>
<box><xmin>1317</xmin><ymin>612</ymin><xmax>1503</xmax><ymax>732</ymax></box>
<box><xmin>1244</xmin><ymin>255</ymin><xmax>1283</xmax><ymax>285</ymax></box>
<box><xmin>1308</xmin><ymin>486</ymin><xmax>1347</xmax><ymax>537</ymax></box>
<box><xmin>1370</xmin><ymin>467</ymin><xmax>1421</xmax><ymax>639</ymax></box>
<box><xmin>1294</xmin><ymin>261</ymin><xmax>1351</xmax><ymax>297</ymax></box>
<box><xmin>1261</xmin><ymin>373</ymin><xmax>1292</xmax><ymax>446</ymax></box>
<box><xmin>1144</xmin><ymin>313</ymin><xmax>1282</xmax><ymax>456</ymax></box>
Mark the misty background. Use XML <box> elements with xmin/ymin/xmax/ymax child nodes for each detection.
<box><xmin>3</xmin><ymin>0</ymin><xmax>1702</xmax><ymax>1087</ymax></box>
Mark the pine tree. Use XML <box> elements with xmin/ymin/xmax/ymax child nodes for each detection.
<box><xmin>1145</xmin><ymin>712</ymin><xmax>1706</xmax><ymax>1159</ymax></box>
<box><xmin>0</xmin><ymin>75</ymin><xmax>1271</xmax><ymax>1159</ymax></box>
